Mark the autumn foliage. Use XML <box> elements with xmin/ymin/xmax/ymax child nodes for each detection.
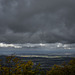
<box><xmin>47</xmin><ymin>58</ymin><xmax>75</xmax><ymax>75</ymax></box>
<box><xmin>0</xmin><ymin>56</ymin><xmax>75</xmax><ymax>75</ymax></box>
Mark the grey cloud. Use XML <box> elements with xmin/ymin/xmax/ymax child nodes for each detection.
<box><xmin>0</xmin><ymin>0</ymin><xmax>75</xmax><ymax>43</ymax></box>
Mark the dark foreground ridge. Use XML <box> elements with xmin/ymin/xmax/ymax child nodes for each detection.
<box><xmin>0</xmin><ymin>55</ymin><xmax>75</xmax><ymax>75</ymax></box>
<box><xmin>0</xmin><ymin>55</ymin><xmax>72</xmax><ymax>70</ymax></box>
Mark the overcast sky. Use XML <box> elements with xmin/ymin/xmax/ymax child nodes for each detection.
<box><xmin>0</xmin><ymin>0</ymin><xmax>75</xmax><ymax>43</ymax></box>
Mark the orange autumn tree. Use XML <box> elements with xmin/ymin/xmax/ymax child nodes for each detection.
<box><xmin>46</xmin><ymin>58</ymin><xmax>75</xmax><ymax>75</ymax></box>
<box><xmin>0</xmin><ymin>55</ymin><xmax>41</xmax><ymax>75</ymax></box>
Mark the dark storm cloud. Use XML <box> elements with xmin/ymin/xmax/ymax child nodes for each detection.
<box><xmin>0</xmin><ymin>0</ymin><xmax>75</xmax><ymax>43</ymax></box>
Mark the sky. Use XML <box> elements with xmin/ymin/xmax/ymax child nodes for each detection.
<box><xmin>0</xmin><ymin>0</ymin><xmax>75</xmax><ymax>44</ymax></box>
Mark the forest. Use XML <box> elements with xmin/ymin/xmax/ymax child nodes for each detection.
<box><xmin>0</xmin><ymin>56</ymin><xmax>75</xmax><ymax>75</ymax></box>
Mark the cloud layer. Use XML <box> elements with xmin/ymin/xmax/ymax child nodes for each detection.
<box><xmin>0</xmin><ymin>0</ymin><xmax>75</xmax><ymax>43</ymax></box>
